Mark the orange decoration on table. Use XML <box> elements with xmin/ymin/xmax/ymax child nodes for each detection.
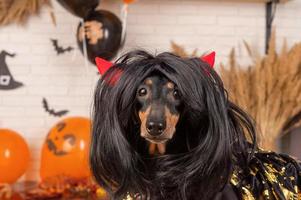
<box><xmin>0</xmin><ymin>129</ymin><xmax>30</xmax><ymax>184</ymax></box>
<box><xmin>40</xmin><ymin>117</ymin><xmax>91</xmax><ymax>181</ymax></box>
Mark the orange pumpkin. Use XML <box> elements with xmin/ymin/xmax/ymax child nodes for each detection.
<box><xmin>0</xmin><ymin>129</ymin><xmax>30</xmax><ymax>184</ymax></box>
<box><xmin>40</xmin><ymin>117</ymin><xmax>91</xmax><ymax>180</ymax></box>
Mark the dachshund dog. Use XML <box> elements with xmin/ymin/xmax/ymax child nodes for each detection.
<box><xmin>90</xmin><ymin>50</ymin><xmax>301</xmax><ymax>200</ymax></box>
<box><xmin>137</xmin><ymin>74</ymin><xmax>181</xmax><ymax>155</ymax></box>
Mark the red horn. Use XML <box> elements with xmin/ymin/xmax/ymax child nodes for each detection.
<box><xmin>95</xmin><ymin>57</ymin><xmax>114</xmax><ymax>75</ymax></box>
<box><xmin>95</xmin><ymin>57</ymin><xmax>122</xmax><ymax>86</ymax></box>
<box><xmin>200</xmin><ymin>51</ymin><xmax>215</xmax><ymax>68</ymax></box>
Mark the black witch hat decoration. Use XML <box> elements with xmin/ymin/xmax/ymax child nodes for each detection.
<box><xmin>0</xmin><ymin>50</ymin><xmax>23</xmax><ymax>90</ymax></box>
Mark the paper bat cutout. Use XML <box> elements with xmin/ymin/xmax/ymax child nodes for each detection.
<box><xmin>50</xmin><ymin>39</ymin><xmax>74</xmax><ymax>55</ymax></box>
<box><xmin>42</xmin><ymin>98</ymin><xmax>69</xmax><ymax>117</ymax></box>
<box><xmin>95</xmin><ymin>51</ymin><xmax>216</xmax><ymax>85</ymax></box>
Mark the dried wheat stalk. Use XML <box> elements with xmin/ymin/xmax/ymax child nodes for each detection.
<box><xmin>171</xmin><ymin>41</ymin><xmax>198</xmax><ymax>58</ymax></box>
<box><xmin>171</xmin><ymin>37</ymin><xmax>301</xmax><ymax>150</ymax></box>
<box><xmin>220</xmin><ymin>32</ymin><xmax>301</xmax><ymax>150</ymax></box>
<box><xmin>0</xmin><ymin>0</ymin><xmax>50</xmax><ymax>26</ymax></box>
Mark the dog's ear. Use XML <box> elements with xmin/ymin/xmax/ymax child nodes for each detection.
<box><xmin>200</xmin><ymin>51</ymin><xmax>215</xmax><ymax>68</ymax></box>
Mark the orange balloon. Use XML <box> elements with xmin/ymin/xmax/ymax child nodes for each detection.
<box><xmin>0</xmin><ymin>129</ymin><xmax>30</xmax><ymax>184</ymax></box>
<box><xmin>123</xmin><ymin>0</ymin><xmax>136</xmax><ymax>4</ymax></box>
<box><xmin>40</xmin><ymin>117</ymin><xmax>91</xmax><ymax>181</ymax></box>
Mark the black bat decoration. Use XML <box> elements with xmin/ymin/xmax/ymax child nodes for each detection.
<box><xmin>50</xmin><ymin>39</ymin><xmax>74</xmax><ymax>55</ymax></box>
<box><xmin>42</xmin><ymin>98</ymin><xmax>69</xmax><ymax>117</ymax></box>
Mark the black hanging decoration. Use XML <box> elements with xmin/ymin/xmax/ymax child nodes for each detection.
<box><xmin>265</xmin><ymin>0</ymin><xmax>278</xmax><ymax>53</ymax></box>
<box><xmin>42</xmin><ymin>98</ymin><xmax>69</xmax><ymax>117</ymax></box>
<box><xmin>0</xmin><ymin>50</ymin><xmax>23</xmax><ymax>90</ymax></box>
<box><xmin>50</xmin><ymin>39</ymin><xmax>74</xmax><ymax>55</ymax></box>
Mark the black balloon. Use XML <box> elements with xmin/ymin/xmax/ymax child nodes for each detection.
<box><xmin>57</xmin><ymin>0</ymin><xmax>99</xmax><ymax>18</ymax></box>
<box><xmin>76</xmin><ymin>10</ymin><xmax>122</xmax><ymax>64</ymax></box>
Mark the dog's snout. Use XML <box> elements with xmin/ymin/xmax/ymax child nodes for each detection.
<box><xmin>146</xmin><ymin>121</ymin><xmax>166</xmax><ymax>136</ymax></box>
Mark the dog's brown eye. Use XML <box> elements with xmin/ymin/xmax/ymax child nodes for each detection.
<box><xmin>173</xmin><ymin>89</ymin><xmax>180</xmax><ymax>99</ymax></box>
<box><xmin>138</xmin><ymin>88</ymin><xmax>147</xmax><ymax>96</ymax></box>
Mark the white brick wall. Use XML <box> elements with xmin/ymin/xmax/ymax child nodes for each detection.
<box><xmin>0</xmin><ymin>0</ymin><xmax>300</xmax><ymax>181</ymax></box>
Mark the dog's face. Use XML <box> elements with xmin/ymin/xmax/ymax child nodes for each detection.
<box><xmin>136</xmin><ymin>74</ymin><xmax>181</xmax><ymax>152</ymax></box>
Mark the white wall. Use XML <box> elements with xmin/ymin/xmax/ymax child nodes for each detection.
<box><xmin>0</xmin><ymin>0</ymin><xmax>300</xmax><ymax>181</ymax></box>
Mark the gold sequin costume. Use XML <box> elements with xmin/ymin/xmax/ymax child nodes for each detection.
<box><xmin>231</xmin><ymin>150</ymin><xmax>301</xmax><ymax>200</ymax></box>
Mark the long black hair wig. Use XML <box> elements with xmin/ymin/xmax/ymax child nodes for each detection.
<box><xmin>90</xmin><ymin>50</ymin><xmax>257</xmax><ymax>200</ymax></box>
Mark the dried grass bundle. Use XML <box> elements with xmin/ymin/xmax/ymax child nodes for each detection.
<box><xmin>220</xmin><ymin>32</ymin><xmax>301</xmax><ymax>150</ymax></box>
<box><xmin>171</xmin><ymin>36</ymin><xmax>301</xmax><ymax>150</ymax></box>
<box><xmin>0</xmin><ymin>0</ymin><xmax>50</xmax><ymax>26</ymax></box>
<box><xmin>170</xmin><ymin>41</ymin><xmax>198</xmax><ymax>58</ymax></box>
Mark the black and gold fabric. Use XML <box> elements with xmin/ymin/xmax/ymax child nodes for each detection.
<box><xmin>124</xmin><ymin>150</ymin><xmax>301</xmax><ymax>200</ymax></box>
<box><xmin>230</xmin><ymin>150</ymin><xmax>301</xmax><ymax>200</ymax></box>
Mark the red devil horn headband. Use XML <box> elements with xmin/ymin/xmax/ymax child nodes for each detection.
<box><xmin>200</xmin><ymin>51</ymin><xmax>215</xmax><ymax>68</ymax></box>
<box><xmin>95</xmin><ymin>51</ymin><xmax>216</xmax><ymax>84</ymax></box>
<box><xmin>95</xmin><ymin>57</ymin><xmax>113</xmax><ymax>75</ymax></box>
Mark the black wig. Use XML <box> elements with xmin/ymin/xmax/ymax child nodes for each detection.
<box><xmin>90</xmin><ymin>50</ymin><xmax>257</xmax><ymax>200</ymax></box>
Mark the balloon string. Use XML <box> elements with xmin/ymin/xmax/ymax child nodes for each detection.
<box><xmin>116</xmin><ymin>3</ymin><xmax>128</xmax><ymax>59</ymax></box>
<box><xmin>121</xmin><ymin>4</ymin><xmax>128</xmax><ymax>46</ymax></box>
<box><xmin>81</xmin><ymin>19</ymin><xmax>89</xmax><ymax>75</ymax></box>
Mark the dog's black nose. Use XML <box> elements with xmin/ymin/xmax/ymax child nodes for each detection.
<box><xmin>146</xmin><ymin>121</ymin><xmax>166</xmax><ymax>136</ymax></box>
